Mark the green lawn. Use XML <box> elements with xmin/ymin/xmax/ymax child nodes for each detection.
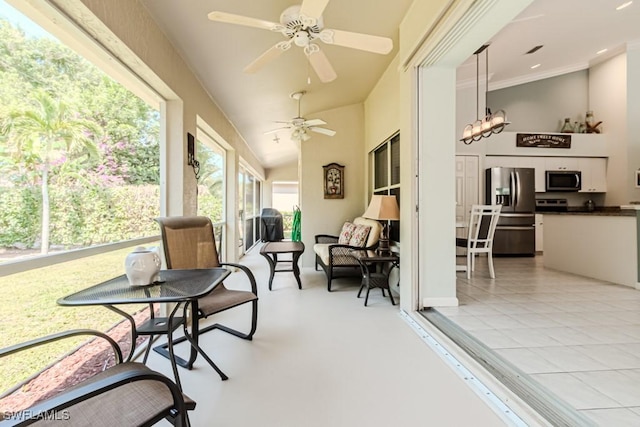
<box><xmin>0</xmin><ymin>242</ymin><xmax>160</xmax><ymax>394</ymax></box>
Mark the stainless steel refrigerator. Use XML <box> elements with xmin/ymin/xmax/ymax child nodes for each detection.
<box><xmin>485</xmin><ymin>167</ymin><xmax>536</xmax><ymax>256</ymax></box>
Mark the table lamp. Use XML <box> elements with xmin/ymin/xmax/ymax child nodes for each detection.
<box><xmin>363</xmin><ymin>195</ymin><xmax>400</xmax><ymax>254</ymax></box>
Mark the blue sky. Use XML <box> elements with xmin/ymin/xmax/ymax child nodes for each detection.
<box><xmin>0</xmin><ymin>0</ymin><xmax>55</xmax><ymax>39</ymax></box>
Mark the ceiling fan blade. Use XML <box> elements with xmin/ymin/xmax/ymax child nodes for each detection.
<box><xmin>300</xmin><ymin>0</ymin><xmax>330</xmax><ymax>19</ymax></box>
<box><xmin>244</xmin><ymin>44</ymin><xmax>286</xmax><ymax>73</ymax></box>
<box><xmin>264</xmin><ymin>126</ymin><xmax>291</xmax><ymax>135</ymax></box>
<box><xmin>306</xmin><ymin>49</ymin><xmax>337</xmax><ymax>83</ymax></box>
<box><xmin>207</xmin><ymin>11</ymin><xmax>280</xmax><ymax>31</ymax></box>
<box><xmin>321</xmin><ymin>29</ymin><xmax>393</xmax><ymax>54</ymax></box>
<box><xmin>303</xmin><ymin>119</ymin><xmax>327</xmax><ymax>126</ymax></box>
<box><xmin>309</xmin><ymin>127</ymin><xmax>336</xmax><ymax>136</ymax></box>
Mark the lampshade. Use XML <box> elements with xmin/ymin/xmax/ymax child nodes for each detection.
<box><xmin>363</xmin><ymin>195</ymin><xmax>400</xmax><ymax>221</ymax></box>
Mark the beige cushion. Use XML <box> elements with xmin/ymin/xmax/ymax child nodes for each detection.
<box><xmin>313</xmin><ymin>243</ymin><xmax>331</xmax><ymax>265</ymax></box>
<box><xmin>353</xmin><ymin>217</ymin><xmax>381</xmax><ymax>247</ymax></box>
<box><xmin>313</xmin><ymin>217</ymin><xmax>383</xmax><ymax>266</ymax></box>
<box><xmin>313</xmin><ymin>243</ymin><xmax>358</xmax><ymax>267</ymax></box>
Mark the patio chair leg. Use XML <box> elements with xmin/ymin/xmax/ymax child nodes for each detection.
<box><xmin>488</xmin><ymin>253</ymin><xmax>496</xmax><ymax>279</ymax></box>
<box><xmin>142</xmin><ymin>335</ymin><xmax>154</xmax><ymax>364</ymax></box>
<box><xmin>181</xmin><ymin>329</ymin><xmax>228</xmax><ymax>381</ymax></box>
<box><xmin>364</xmin><ymin>286</ymin><xmax>371</xmax><ymax>306</ymax></box>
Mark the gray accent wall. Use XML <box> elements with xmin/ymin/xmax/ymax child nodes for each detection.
<box><xmin>487</xmin><ymin>70</ymin><xmax>589</xmax><ymax>133</ymax></box>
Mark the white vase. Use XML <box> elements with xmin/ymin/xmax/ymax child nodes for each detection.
<box><xmin>125</xmin><ymin>246</ymin><xmax>161</xmax><ymax>286</ymax></box>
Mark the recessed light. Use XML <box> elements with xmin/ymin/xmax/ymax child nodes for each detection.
<box><xmin>531</xmin><ymin>64</ymin><xmax>541</xmax><ymax>69</ymax></box>
<box><xmin>617</xmin><ymin>1</ymin><xmax>633</xmax><ymax>10</ymax></box>
<box><xmin>597</xmin><ymin>48</ymin><xmax>608</xmax><ymax>55</ymax></box>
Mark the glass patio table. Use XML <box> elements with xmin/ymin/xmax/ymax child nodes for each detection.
<box><xmin>57</xmin><ymin>268</ymin><xmax>230</xmax><ymax>389</ymax></box>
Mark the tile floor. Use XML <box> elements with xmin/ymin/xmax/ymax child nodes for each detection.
<box><xmin>440</xmin><ymin>255</ymin><xmax>640</xmax><ymax>426</ymax></box>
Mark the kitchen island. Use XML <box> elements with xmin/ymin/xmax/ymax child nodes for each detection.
<box><xmin>542</xmin><ymin>207</ymin><xmax>639</xmax><ymax>288</ymax></box>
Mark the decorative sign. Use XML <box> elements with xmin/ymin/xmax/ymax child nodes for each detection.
<box><xmin>516</xmin><ymin>133</ymin><xmax>571</xmax><ymax>149</ymax></box>
<box><xmin>323</xmin><ymin>163</ymin><xmax>344</xmax><ymax>199</ymax></box>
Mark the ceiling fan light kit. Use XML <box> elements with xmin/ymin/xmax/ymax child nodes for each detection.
<box><xmin>208</xmin><ymin>0</ymin><xmax>393</xmax><ymax>83</ymax></box>
<box><xmin>264</xmin><ymin>90</ymin><xmax>336</xmax><ymax>142</ymax></box>
<box><xmin>460</xmin><ymin>44</ymin><xmax>510</xmax><ymax>145</ymax></box>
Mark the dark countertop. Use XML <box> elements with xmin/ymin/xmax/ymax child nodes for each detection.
<box><xmin>537</xmin><ymin>207</ymin><xmax>637</xmax><ymax>217</ymax></box>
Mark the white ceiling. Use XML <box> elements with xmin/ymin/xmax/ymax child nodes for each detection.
<box><xmin>140</xmin><ymin>0</ymin><xmax>640</xmax><ymax>169</ymax></box>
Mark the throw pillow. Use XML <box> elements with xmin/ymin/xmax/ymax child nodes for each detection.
<box><xmin>349</xmin><ymin>224</ymin><xmax>371</xmax><ymax>247</ymax></box>
<box><xmin>338</xmin><ymin>222</ymin><xmax>357</xmax><ymax>244</ymax></box>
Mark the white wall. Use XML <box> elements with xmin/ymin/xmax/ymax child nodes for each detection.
<box><xmin>300</xmin><ymin>103</ymin><xmax>365</xmax><ymax>267</ymax></box>
<box><xmin>365</xmin><ymin>55</ymin><xmax>401</xmax><ymax>153</ymax></box>
<box><xmin>629</xmin><ymin>44</ymin><xmax>640</xmax><ymax>203</ymax></box>
<box><xmin>590</xmin><ymin>54</ymin><xmax>628</xmax><ymax>205</ymax></box>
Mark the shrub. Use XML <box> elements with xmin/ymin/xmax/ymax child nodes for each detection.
<box><xmin>0</xmin><ymin>185</ymin><xmax>160</xmax><ymax>249</ymax></box>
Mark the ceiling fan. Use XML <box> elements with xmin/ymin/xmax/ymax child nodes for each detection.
<box><xmin>207</xmin><ymin>0</ymin><xmax>393</xmax><ymax>83</ymax></box>
<box><xmin>264</xmin><ymin>91</ymin><xmax>336</xmax><ymax>142</ymax></box>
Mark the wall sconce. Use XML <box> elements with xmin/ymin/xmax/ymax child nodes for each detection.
<box><xmin>460</xmin><ymin>44</ymin><xmax>510</xmax><ymax>145</ymax></box>
<box><xmin>187</xmin><ymin>132</ymin><xmax>200</xmax><ymax>179</ymax></box>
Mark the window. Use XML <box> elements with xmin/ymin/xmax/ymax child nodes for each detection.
<box><xmin>0</xmin><ymin>3</ymin><xmax>160</xmax><ymax>258</ymax></box>
<box><xmin>238</xmin><ymin>164</ymin><xmax>262</xmax><ymax>255</ymax></box>
<box><xmin>371</xmin><ymin>133</ymin><xmax>400</xmax><ymax>242</ymax></box>
<box><xmin>196</xmin><ymin>129</ymin><xmax>225</xmax><ymax>259</ymax></box>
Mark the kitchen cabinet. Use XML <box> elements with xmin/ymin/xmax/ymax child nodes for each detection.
<box><xmin>485</xmin><ymin>155</ymin><xmax>608</xmax><ymax>193</ymax></box>
<box><xmin>484</xmin><ymin>156</ymin><xmax>546</xmax><ymax>192</ymax></box>
<box><xmin>528</xmin><ymin>157</ymin><xmax>546</xmax><ymax>193</ymax></box>
<box><xmin>545</xmin><ymin>157</ymin><xmax>579</xmax><ymax>171</ymax></box>
<box><xmin>535</xmin><ymin>214</ymin><xmax>543</xmax><ymax>252</ymax></box>
<box><xmin>578</xmin><ymin>157</ymin><xmax>607</xmax><ymax>192</ymax></box>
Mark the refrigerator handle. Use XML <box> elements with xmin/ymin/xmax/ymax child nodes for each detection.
<box><xmin>510</xmin><ymin>170</ymin><xmax>517</xmax><ymax>207</ymax></box>
<box><xmin>514</xmin><ymin>170</ymin><xmax>521</xmax><ymax>206</ymax></box>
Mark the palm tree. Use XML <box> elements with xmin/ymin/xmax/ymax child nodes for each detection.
<box><xmin>1</xmin><ymin>90</ymin><xmax>100</xmax><ymax>254</ymax></box>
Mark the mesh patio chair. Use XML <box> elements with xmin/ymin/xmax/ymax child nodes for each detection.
<box><xmin>154</xmin><ymin>216</ymin><xmax>258</xmax><ymax>370</ymax></box>
<box><xmin>0</xmin><ymin>329</ymin><xmax>194</xmax><ymax>427</ymax></box>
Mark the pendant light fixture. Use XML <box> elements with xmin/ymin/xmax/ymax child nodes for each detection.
<box><xmin>460</xmin><ymin>44</ymin><xmax>509</xmax><ymax>144</ymax></box>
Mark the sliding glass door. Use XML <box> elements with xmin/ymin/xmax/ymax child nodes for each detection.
<box><xmin>237</xmin><ymin>165</ymin><xmax>262</xmax><ymax>256</ymax></box>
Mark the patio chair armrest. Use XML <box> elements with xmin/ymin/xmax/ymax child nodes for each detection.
<box><xmin>0</xmin><ymin>329</ymin><xmax>123</xmax><ymax>364</ymax></box>
<box><xmin>315</xmin><ymin>234</ymin><xmax>338</xmax><ymax>244</ymax></box>
<box><xmin>219</xmin><ymin>262</ymin><xmax>258</xmax><ymax>296</ymax></box>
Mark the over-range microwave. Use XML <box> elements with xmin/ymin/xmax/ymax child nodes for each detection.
<box><xmin>545</xmin><ymin>170</ymin><xmax>581</xmax><ymax>192</ymax></box>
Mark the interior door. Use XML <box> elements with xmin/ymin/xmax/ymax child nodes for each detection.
<box><xmin>455</xmin><ymin>156</ymin><xmax>479</xmax><ymax>254</ymax></box>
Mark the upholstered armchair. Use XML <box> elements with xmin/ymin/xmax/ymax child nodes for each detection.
<box><xmin>313</xmin><ymin>216</ymin><xmax>382</xmax><ymax>291</ymax></box>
